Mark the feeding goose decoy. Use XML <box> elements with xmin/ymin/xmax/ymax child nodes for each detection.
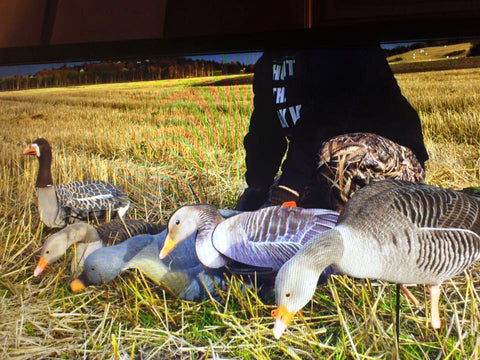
<box><xmin>34</xmin><ymin>219</ymin><xmax>165</xmax><ymax>276</ymax></box>
<box><xmin>69</xmin><ymin>213</ymin><xmax>270</xmax><ymax>302</ymax></box>
<box><xmin>159</xmin><ymin>204</ymin><xmax>339</xmax><ymax>273</ymax></box>
<box><xmin>23</xmin><ymin>138</ymin><xmax>130</xmax><ymax>228</ymax></box>
<box><xmin>272</xmin><ymin>179</ymin><xmax>480</xmax><ymax>339</ymax></box>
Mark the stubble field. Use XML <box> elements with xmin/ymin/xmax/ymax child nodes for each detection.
<box><xmin>0</xmin><ymin>70</ymin><xmax>479</xmax><ymax>359</ymax></box>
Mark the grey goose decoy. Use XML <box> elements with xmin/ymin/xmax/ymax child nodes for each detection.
<box><xmin>69</xmin><ymin>212</ymin><xmax>269</xmax><ymax>302</ymax></box>
<box><xmin>159</xmin><ymin>204</ymin><xmax>339</xmax><ymax>273</ymax></box>
<box><xmin>24</xmin><ymin>138</ymin><xmax>130</xmax><ymax>228</ymax></box>
<box><xmin>273</xmin><ymin>180</ymin><xmax>480</xmax><ymax>339</ymax></box>
<box><xmin>34</xmin><ymin>219</ymin><xmax>164</xmax><ymax>276</ymax></box>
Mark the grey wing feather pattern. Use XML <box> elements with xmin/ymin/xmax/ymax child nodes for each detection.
<box><xmin>343</xmin><ymin>182</ymin><xmax>480</xmax><ymax>284</ymax></box>
<box><xmin>96</xmin><ymin>219</ymin><xmax>165</xmax><ymax>246</ymax></box>
<box><xmin>55</xmin><ymin>180</ymin><xmax>130</xmax><ymax>220</ymax></box>
<box><xmin>213</xmin><ymin>206</ymin><xmax>338</xmax><ymax>271</ymax></box>
<box><xmin>338</xmin><ymin>179</ymin><xmax>411</xmax><ymax>222</ymax></box>
<box><xmin>389</xmin><ymin>184</ymin><xmax>480</xmax><ymax>281</ymax></box>
<box><xmin>414</xmin><ymin>228</ymin><xmax>480</xmax><ymax>282</ymax></box>
<box><xmin>389</xmin><ymin>183</ymin><xmax>480</xmax><ymax>232</ymax></box>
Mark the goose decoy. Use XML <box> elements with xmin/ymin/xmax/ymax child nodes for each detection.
<box><xmin>23</xmin><ymin>138</ymin><xmax>130</xmax><ymax>228</ymax></box>
<box><xmin>159</xmin><ymin>204</ymin><xmax>339</xmax><ymax>273</ymax></box>
<box><xmin>69</xmin><ymin>228</ymin><xmax>264</xmax><ymax>302</ymax></box>
<box><xmin>34</xmin><ymin>219</ymin><xmax>164</xmax><ymax>276</ymax></box>
<box><xmin>272</xmin><ymin>180</ymin><xmax>480</xmax><ymax>339</ymax></box>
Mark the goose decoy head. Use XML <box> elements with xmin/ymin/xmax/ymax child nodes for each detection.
<box><xmin>23</xmin><ymin>138</ymin><xmax>51</xmax><ymax>157</ymax></box>
<box><xmin>69</xmin><ymin>247</ymin><xmax>125</xmax><ymax>292</ymax></box>
<box><xmin>160</xmin><ymin>206</ymin><xmax>201</xmax><ymax>259</ymax></box>
<box><xmin>272</xmin><ymin>258</ymin><xmax>319</xmax><ymax>339</ymax></box>
<box><xmin>68</xmin><ymin>234</ymin><xmax>156</xmax><ymax>293</ymax></box>
<box><xmin>34</xmin><ymin>223</ymin><xmax>98</xmax><ymax>276</ymax></box>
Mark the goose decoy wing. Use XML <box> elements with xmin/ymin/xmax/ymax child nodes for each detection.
<box><xmin>212</xmin><ymin>206</ymin><xmax>338</xmax><ymax>272</ymax></box>
<box><xmin>96</xmin><ymin>219</ymin><xmax>165</xmax><ymax>246</ymax></box>
<box><xmin>338</xmin><ymin>179</ymin><xmax>412</xmax><ymax>221</ymax></box>
<box><xmin>413</xmin><ymin>227</ymin><xmax>480</xmax><ymax>281</ymax></box>
<box><xmin>56</xmin><ymin>180</ymin><xmax>129</xmax><ymax>212</ymax></box>
<box><xmin>386</xmin><ymin>182</ymin><xmax>480</xmax><ymax>231</ymax></box>
<box><xmin>341</xmin><ymin>182</ymin><xmax>480</xmax><ymax>284</ymax></box>
<box><xmin>390</xmin><ymin>184</ymin><xmax>480</xmax><ymax>279</ymax></box>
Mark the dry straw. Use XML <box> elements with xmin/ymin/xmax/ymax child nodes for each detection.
<box><xmin>0</xmin><ymin>71</ymin><xmax>479</xmax><ymax>359</ymax></box>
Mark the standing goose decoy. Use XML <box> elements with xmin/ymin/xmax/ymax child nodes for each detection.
<box><xmin>34</xmin><ymin>219</ymin><xmax>164</xmax><ymax>276</ymax></box>
<box><xmin>272</xmin><ymin>180</ymin><xmax>480</xmax><ymax>339</ymax></box>
<box><xmin>69</xmin><ymin>217</ymin><xmax>268</xmax><ymax>302</ymax></box>
<box><xmin>159</xmin><ymin>204</ymin><xmax>339</xmax><ymax>273</ymax></box>
<box><xmin>23</xmin><ymin>138</ymin><xmax>130</xmax><ymax>228</ymax></box>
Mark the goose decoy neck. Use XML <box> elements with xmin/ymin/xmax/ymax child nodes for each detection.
<box><xmin>77</xmin><ymin>223</ymin><xmax>101</xmax><ymax>244</ymax></box>
<box><xmin>31</xmin><ymin>138</ymin><xmax>53</xmax><ymax>188</ymax></box>
<box><xmin>298</xmin><ymin>229</ymin><xmax>344</xmax><ymax>270</ymax></box>
<box><xmin>194</xmin><ymin>205</ymin><xmax>228</xmax><ymax>268</ymax></box>
<box><xmin>196</xmin><ymin>204</ymin><xmax>224</xmax><ymax>232</ymax></box>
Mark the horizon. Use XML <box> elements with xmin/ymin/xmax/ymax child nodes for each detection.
<box><xmin>0</xmin><ymin>52</ymin><xmax>263</xmax><ymax>80</ymax></box>
<box><xmin>0</xmin><ymin>42</ymin><xmax>431</xmax><ymax>80</ymax></box>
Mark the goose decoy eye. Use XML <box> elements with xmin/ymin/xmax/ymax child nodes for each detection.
<box><xmin>91</xmin><ymin>267</ymin><xmax>95</xmax><ymax>271</ymax></box>
<box><xmin>175</xmin><ymin>220</ymin><xmax>180</xmax><ymax>225</ymax></box>
<box><xmin>46</xmin><ymin>250</ymin><xmax>50</xmax><ymax>254</ymax></box>
<box><xmin>285</xmin><ymin>292</ymin><xmax>291</xmax><ymax>298</ymax></box>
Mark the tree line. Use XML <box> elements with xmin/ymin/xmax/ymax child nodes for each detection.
<box><xmin>0</xmin><ymin>57</ymin><xmax>255</xmax><ymax>91</ymax></box>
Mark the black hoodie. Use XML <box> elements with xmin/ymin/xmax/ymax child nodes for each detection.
<box><xmin>243</xmin><ymin>44</ymin><xmax>429</xmax><ymax>194</ymax></box>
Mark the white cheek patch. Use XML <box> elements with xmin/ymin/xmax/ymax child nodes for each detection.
<box><xmin>33</xmin><ymin>143</ymin><xmax>40</xmax><ymax>157</ymax></box>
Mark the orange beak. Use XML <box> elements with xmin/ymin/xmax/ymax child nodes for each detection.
<box><xmin>34</xmin><ymin>257</ymin><xmax>48</xmax><ymax>276</ymax></box>
<box><xmin>159</xmin><ymin>234</ymin><xmax>177</xmax><ymax>259</ymax></box>
<box><xmin>23</xmin><ymin>145</ymin><xmax>37</xmax><ymax>156</ymax></box>
<box><xmin>271</xmin><ymin>305</ymin><xmax>296</xmax><ymax>339</ymax></box>
<box><xmin>69</xmin><ymin>278</ymin><xmax>86</xmax><ymax>293</ymax></box>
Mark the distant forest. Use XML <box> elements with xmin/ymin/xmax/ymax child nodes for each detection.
<box><xmin>3</xmin><ymin>39</ymin><xmax>479</xmax><ymax>92</ymax></box>
<box><xmin>0</xmin><ymin>57</ymin><xmax>255</xmax><ymax>91</ymax></box>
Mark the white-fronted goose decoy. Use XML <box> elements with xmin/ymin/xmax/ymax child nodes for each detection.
<box><xmin>34</xmin><ymin>219</ymin><xmax>164</xmax><ymax>276</ymax></box>
<box><xmin>272</xmin><ymin>180</ymin><xmax>480</xmax><ymax>339</ymax></box>
<box><xmin>23</xmin><ymin>138</ymin><xmax>130</xmax><ymax>228</ymax></box>
<box><xmin>159</xmin><ymin>204</ymin><xmax>339</xmax><ymax>273</ymax></box>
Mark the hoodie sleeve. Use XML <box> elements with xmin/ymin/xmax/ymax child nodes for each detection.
<box><xmin>243</xmin><ymin>54</ymin><xmax>287</xmax><ymax>189</ymax></box>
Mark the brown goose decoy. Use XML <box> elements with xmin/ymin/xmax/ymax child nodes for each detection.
<box><xmin>273</xmin><ymin>180</ymin><xmax>480</xmax><ymax>339</ymax></box>
<box><xmin>34</xmin><ymin>218</ymin><xmax>164</xmax><ymax>276</ymax></box>
<box><xmin>24</xmin><ymin>138</ymin><xmax>130</xmax><ymax>228</ymax></box>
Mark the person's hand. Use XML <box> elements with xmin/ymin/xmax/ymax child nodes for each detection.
<box><xmin>264</xmin><ymin>185</ymin><xmax>300</xmax><ymax>207</ymax></box>
<box><xmin>235</xmin><ymin>186</ymin><xmax>268</xmax><ymax>211</ymax></box>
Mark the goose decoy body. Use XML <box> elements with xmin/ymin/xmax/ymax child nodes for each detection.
<box><xmin>273</xmin><ymin>180</ymin><xmax>480</xmax><ymax>339</ymax></box>
<box><xmin>23</xmin><ymin>138</ymin><xmax>130</xmax><ymax>228</ymax></box>
<box><xmin>34</xmin><ymin>219</ymin><xmax>164</xmax><ymax>276</ymax></box>
<box><xmin>69</xmin><ymin>220</ymin><xmax>267</xmax><ymax>302</ymax></box>
<box><xmin>160</xmin><ymin>204</ymin><xmax>339</xmax><ymax>273</ymax></box>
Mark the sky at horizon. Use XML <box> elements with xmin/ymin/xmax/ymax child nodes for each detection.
<box><xmin>0</xmin><ymin>43</ymin><xmax>414</xmax><ymax>79</ymax></box>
